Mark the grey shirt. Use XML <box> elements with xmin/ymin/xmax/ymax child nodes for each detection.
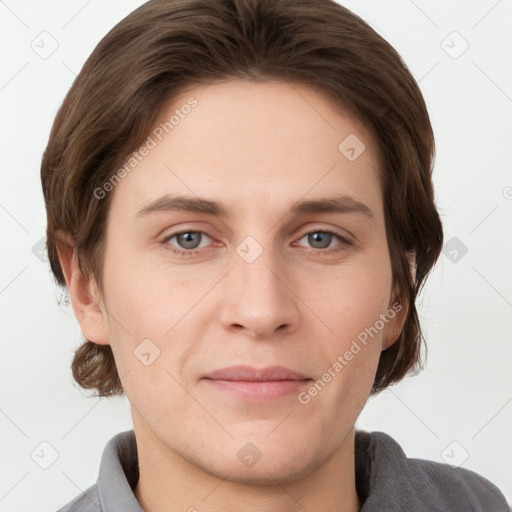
<box><xmin>56</xmin><ymin>429</ymin><xmax>510</xmax><ymax>511</ymax></box>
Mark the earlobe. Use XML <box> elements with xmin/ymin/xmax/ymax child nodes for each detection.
<box><xmin>382</xmin><ymin>295</ymin><xmax>409</xmax><ymax>351</ymax></box>
<box><xmin>383</xmin><ymin>250</ymin><xmax>416</xmax><ymax>350</ymax></box>
<box><xmin>57</xmin><ymin>241</ymin><xmax>110</xmax><ymax>346</ymax></box>
<box><xmin>384</xmin><ymin>328</ymin><xmax>402</xmax><ymax>350</ymax></box>
<box><xmin>382</xmin><ymin>312</ymin><xmax>407</xmax><ymax>350</ymax></box>
<box><xmin>406</xmin><ymin>250</ymin><xmax>417</xmax><ymax>285</ymax></box>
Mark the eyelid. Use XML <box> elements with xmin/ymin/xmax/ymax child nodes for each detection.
<box><xmin>292</xmin><ymin>227</ymin><xmax>353</xmax><ymax>252</ymax></box>
<box><xmin>161</xmin><ymin>229</ymin><xmax>214</xmax><ymax>255</ymax></box>
<box><xmin>295</xmin><ymin>225</ymin><xmax>354</xmax><ymax>243</ymax></box>
<box><xmin>161</xmin><ymin>224</ymin><xmax>354</xmax><ymax>256</ymax></box>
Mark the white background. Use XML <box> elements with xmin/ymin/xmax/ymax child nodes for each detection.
<box><xmin>1</xmin><ymin>1</ymin><xmax>511</xmax><ymax>510</ymax></box>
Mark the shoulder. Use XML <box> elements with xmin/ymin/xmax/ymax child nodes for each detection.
<box><xmin>55</xmin><ymin>429</ymin><xmax>141</xmax><ymax>512</ymax></box>
<box><xmin>407</xmin><ymin>456</ymin><xmax>510</xmax><ymax>511</ymax></box>
<box><xmin>357</xmin><ymin>430</ymin><xmax>510</xmax><ymax>511</ymax></box>
<box><xmin>55</xmin><ymin>483</ymin><xmax>100</xmax><ymax>512</ymax></box>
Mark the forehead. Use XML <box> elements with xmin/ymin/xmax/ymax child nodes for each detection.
<box><xmin>109</xmin><ymin>79</ymin><xmax>383</xmax><ymax>220</ymax></box>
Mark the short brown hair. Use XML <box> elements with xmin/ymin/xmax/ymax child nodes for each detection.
<box><xmin>41</xmin><ymin>0</ymin><xmax>443</xmax><ymax>397</ymax></box>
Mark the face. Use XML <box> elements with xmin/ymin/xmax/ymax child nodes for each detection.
<box><xmin>91</xmin><ymin>80</ymin><xmax>405</xmax><ymax>484</ymax></box>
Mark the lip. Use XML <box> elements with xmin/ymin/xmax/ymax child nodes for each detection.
<box><xmin>202</xmin><ymin>365</ymin><xmax>312</xmax><ymax>401</ymax></box>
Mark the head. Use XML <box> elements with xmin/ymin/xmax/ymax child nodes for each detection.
<box><xmin>41</xmin><ymin>0</ymin><xmax>442</xmax><ymax>484</ymax></box>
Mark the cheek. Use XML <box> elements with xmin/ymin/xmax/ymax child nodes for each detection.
<box><xmin>315</xmin><ymin>255</ymin><xmax>392</xmax><ymax>338</ymax></box>
<box><xmin>300</xmin><ymin>271</ymin><xmax>392</xmax><ymax>425</ymax></box>
<box><xmin>306</xmin><ymin>251</ymin><xmax>393</xmax><ymax>402</ymax></box>
<box><xmin>102</xmin><ymin>242</ymin><xmax>182</xmax><ymax>326</ymax></box>
<box><xmin>100</xmin><ymin>250</ymin><xmax>210</xmax><ymax>379</ymax></box>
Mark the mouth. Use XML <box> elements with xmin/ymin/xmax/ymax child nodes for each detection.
<box><xmin>201</xmin><ymin>365</ymin><xmax>313</xmax><ymax>401</ymax></box>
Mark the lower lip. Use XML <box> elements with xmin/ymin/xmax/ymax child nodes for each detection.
<box><xmin>203</xmin><ymin>379</ymin><xmax>312</xmax><ymax>400</ymax></box>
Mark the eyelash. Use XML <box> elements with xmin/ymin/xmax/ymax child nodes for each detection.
<box><xmin>161</xmin><ymin>228</ymin><xmax>353</xmax><ymax>257</ymax></box>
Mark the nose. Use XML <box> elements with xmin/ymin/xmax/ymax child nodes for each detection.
<box><xmin>219</xmin><ymin>242</ymin><xmax>301</xmax><ymax>339</ymax></box>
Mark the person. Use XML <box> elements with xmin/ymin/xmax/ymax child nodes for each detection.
<box><xmin>40</xmin><ymin>0</ymin><xmax>509</xmax><ymax>510</ymax></box>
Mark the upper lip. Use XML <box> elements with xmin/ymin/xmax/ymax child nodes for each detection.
<box><xmin>203</xmin><ymin>365</ymin><xmax>311</xmax><ymax>381</ymax></box>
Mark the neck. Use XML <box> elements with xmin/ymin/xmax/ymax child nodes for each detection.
<box><xmin>133</xmin><ymin>417</ymin><xmax>361</xmax><ymax>512</ymax></box>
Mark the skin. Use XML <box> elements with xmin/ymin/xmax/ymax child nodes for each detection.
<box><xmin>60</xmin><ymin>80</ymin><xmax>408</xmax><ymax>512</ymax></box>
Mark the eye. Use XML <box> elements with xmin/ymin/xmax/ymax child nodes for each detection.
<box><xmin>162</xmin><ymin>230</ymin><xmax>212</xmax><ymax>256</ymax></box>
<box><xmin>294</xmin><ymin>229</ymin><xmax>352</xmax><ymax>252</ymax></box>
<box><xmin>161</xmin><ymin>228</ymin><xmax>352</xmax><ymax>257</ymax></box>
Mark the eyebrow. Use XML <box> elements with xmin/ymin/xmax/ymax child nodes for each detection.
<box><xmin>136</xmin><ymin>193</ymin><xmax>375</xmax><ymax>222</ymax></box>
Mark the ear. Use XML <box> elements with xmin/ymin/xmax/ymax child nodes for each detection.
<box><xmin>382</xmin><ymin>249</ymin><xmax>416</xmax><ymax>350</ymax></box>
<box><xmin>57</xmin><ymin>241</ymin><xmax>110</xmax><ymax>346</ymax></box>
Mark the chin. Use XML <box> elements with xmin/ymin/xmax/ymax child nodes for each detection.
<box><xmin>203</xmin><ymin>449</ymin><xmax>324</xmax><ymax>487</ymax></box>
<box><xmin>199</xmin><ymin>431</ymin><xmax>328</xmax><ymax>484</ymax></box>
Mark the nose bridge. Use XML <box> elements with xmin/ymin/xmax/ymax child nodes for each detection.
<box><xmin>221</xmin><ymin>235</ymin><xmax>300</xmax><ymax>337</ymax></box>
<box><xmin>239</xmin><ymin>244</ymin><xmax>282</xmax><ymax>297</ymax></box>
<box><xmin>236</xmin><ymin>236</ymin><xmax>287</xmax><ymax>306</ymax></box>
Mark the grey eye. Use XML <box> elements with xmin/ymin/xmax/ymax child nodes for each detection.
<box><xmin>176</xmin><ymin>232</ymin><xmax>203</xmax><ymax>249</ymax></box>
<box><xmin>305</xmin><ymin>232</ymin><xmax>334</xmax><ymax>249</ymax></box>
